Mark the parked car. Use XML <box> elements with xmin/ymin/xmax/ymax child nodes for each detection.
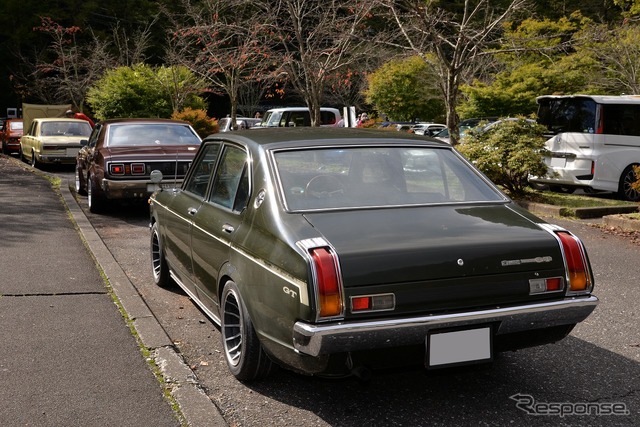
<box><xmin>20</xmin><ymin>118</ymin><xmax>92</xmax><ymax>168</ymax></box>
<box><xmin>410</xmin><ymin>123</ymin><xmax>446</xmax><ymax>136</ymax></box>
<box><xmin>149</xmin><ymin>128</ymin><xmax>598</xmax><ymax>381</ymax></box>
<box><xmin>75</xmin><ymin>118</ymin><xmax>201</xmax><ymax>213</ymax></box>
<box><xmin>1</xmin><ymin>118</ymin><xmax>24</xmax><ymax>155</ymax></box>
<box><xmin>255</xmin><ymin>107</ymin><xmax>341</xmax><ymax>128</ymax></box>
<box><xmin>218</xmin><ymin>116</ymin><xmax>262</xmax><ymax>132</ymax></box>
<box><xmin>433</xmin><ymin>117</ymin><xmax>500</xmax><ymax>144</ymax></box>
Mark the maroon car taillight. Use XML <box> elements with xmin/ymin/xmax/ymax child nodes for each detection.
<box><xmin>110</xmin><ymin>163</ymin><xmax>125</xmax><ymax>175</ymax></box>
<box><xmin>556</xmin><ymin>230</ymin><xmax>593</xmax><ymax>294</ymax></box>
<box><xmin>131</xmin><ymin>163</ymin><xmax>145</xmax><ymax>175</ymax></box>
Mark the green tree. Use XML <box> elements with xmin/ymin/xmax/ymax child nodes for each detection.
<box><xmin>364</xmin><ymin>56</ymin><xmax>445</xmax><ymax>122</ymax></box>
<box><xmin>459</xmin><ymin>15</ymin><xmax>594</xmax><ymax>118</ymax></box>
<box><xmin>383</xmin><ymin>0</ymin><xmax>528</xmax><ymax>144</ymax></box>
<box><xmin>87</xmin><ymin>63</ymin><xmax>206</xmax><ymax>120</ymax></box>
<box><xmin>457</xmin><ymin>118</ymin><xmax>548</xmax><ymax>197</ymax></box>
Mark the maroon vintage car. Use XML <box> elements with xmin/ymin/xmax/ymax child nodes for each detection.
<box><xmin>75</xmin><ymin>118</ymin><xmax>202</xmax><ymax>213</ymax></box>
<box><xmin>1</xmin><ymin>118</ymin><xmax>24</xmax><ymax>155</ymax></box>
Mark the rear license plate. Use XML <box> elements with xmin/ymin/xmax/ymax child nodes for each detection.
<box><xmin>147</xmin><ymin>183</ymin><xmax>178</xmax><ymax>192</ymax></box>
<box><xmin>426</xmin><ymin>326</ymin><xmax>492</xmax><ymax>369</ymax></box>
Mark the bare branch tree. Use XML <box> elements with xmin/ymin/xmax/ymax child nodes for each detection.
<box><xmin>21</xmin><ymin>18</ymin><xmax>115</xmax><ymax>112</ymax></box>
<box><xmin>382</xmin><ymin>0</ymin><xmax>528</xmax><ymax>144</ymax></box>
<box><xmin>167</xmin><ymin>0</ymin><xmax>278</xmax><ymax>127</ymax></box>
<box><xmin>263</xmin><ymin>0</ymin><xmax>383</xmax><ymax>125</ymax></box>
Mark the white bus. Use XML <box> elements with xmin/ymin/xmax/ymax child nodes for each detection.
<box><xmin>530</xmin><ymin>94</ymin><xmax>640</xmax><ymax>201</ymax></box>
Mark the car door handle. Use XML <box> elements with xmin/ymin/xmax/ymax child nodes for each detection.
<box><xmin>187</xmin><ymin>207</ymin><xmax>198</xmax><ymax>216</ymax></box>
<box><xmin>222</xmin><ymin>224</ymin><xmax>235</xmax><ymax>233</ymax></box>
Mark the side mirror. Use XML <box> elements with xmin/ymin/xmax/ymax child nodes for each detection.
<box><xmin>80</xmin><ymin>139</ymin><xmax>88</xmax><ymax>147</ymax></box>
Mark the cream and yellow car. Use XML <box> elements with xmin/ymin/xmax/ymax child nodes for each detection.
<box><xmin>20</xmin><ymin>118</ymin><xmax>93</xmax><ymax>168</ymax></box>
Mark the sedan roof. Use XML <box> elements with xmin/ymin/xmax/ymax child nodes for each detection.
<box><xmin>203</xmin><ymin>127</ymin><xmax>449</xmax><ymax>148</ymax></box>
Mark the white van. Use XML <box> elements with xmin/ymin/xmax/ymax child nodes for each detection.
<box><xmin>530</xmin><ymin>94</ymin><xmax>640</xmax><ymax>201</ymax></box>
<box><xmin>256</xmin><ymin>107</ymin><xmax>341</xmax><ymax>128</ymax></box>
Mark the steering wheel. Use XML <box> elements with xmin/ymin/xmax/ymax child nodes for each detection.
<box><xmin>305</xmin><ymin>175</ymin><xmax>345</xmax><ymax>199</ymax></box>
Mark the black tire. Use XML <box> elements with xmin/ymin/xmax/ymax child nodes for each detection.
<box><xmin>87</xmin><ymin>174</ymin><xmax>105</xmax><ymax>213</ymax></box>
<box><xmin>618</xmin><ymin>164</ymin><xmax>640</xmax><ymax>202</ymax></box>
<box><xmin>1</xmin><ymin>142</ymin><xmax>6</xmax><ymax>155</ymax></box>
<box><xmin>221</xmin><ymin>281</ymin><xmax>272</xmax><ymax>382</ymax></box>
<box><xmin>30</xmin><ymin>149</ymin><xmax>39</xmax><ymax>168</ymax></box>
<box><xmin>75</xmin><ymin>166</ymin><xmax>87</xmax><ymax>195</ymax></box>
<box><xmin>150</xmin><ymin>222</ymin><xmax>171</xmax><ymax>288</ymax></box>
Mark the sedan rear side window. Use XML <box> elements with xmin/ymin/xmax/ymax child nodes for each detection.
<box><xmin>210</xmin><ymin>145</ymin><xmax>249</xmax><ymax>211</ymax></box>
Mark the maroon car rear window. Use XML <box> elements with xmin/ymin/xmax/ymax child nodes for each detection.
<box><xmin>107</xmin><ymin>124</ymin><xmax>201</xmax><ymax>146</ymax></box>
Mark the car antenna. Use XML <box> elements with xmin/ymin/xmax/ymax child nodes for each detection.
<box><xmin>174</xmin><ymin>148</ymin><xmax>179</xmax><ymax>190</ymax></box>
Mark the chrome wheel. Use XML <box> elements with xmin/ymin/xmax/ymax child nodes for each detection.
<box><xmin>222</xmin><ymin>287</ymin><xmax>243</xmax><ymax>367</ymax></box>
<box><xmin>619</xmin><ymin>165</ymin><xmax>640</xmax><ymax>201</ymax></box>
<box><xmin>150</xmin><ymin>222</ymin><xmax>170</xmax><ymax>287</ymax></box>
<box><xmin>221</xmin><ymin>281</ymin><xmax>272</xmax><ymax>381</ymax></box>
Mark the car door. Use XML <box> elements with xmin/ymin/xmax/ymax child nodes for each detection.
<box><xmin>162</xmin><ymin>142</ymin><xmax>222</xmax><ymax>293</ymax></box>
<box><xmin>190</xmin><ymin>143</ymin><xmax>250</xmax><ymax>314</ymax></box>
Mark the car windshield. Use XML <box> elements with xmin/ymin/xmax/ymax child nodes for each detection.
<box><xmin>274</xmin><ymin>146</ymin><xmax>505</xmax><ymax>211</ymax></box>
<box><xmin>107</xmin><ymin>124</ymin><xmax>201</xmax><ymax>146</ymax></box>
<box><xmin>41</xmin><ymin>121</ymin><xmax>92</xmax><ymax>137</ymax></box>
<box><xmin>10</xmin><ymin>121</ymin><xmax>23</xmax><ymax>131</ymax></box>
<box><xmin>259</xmin><ymin>111</ymin><xmax>281</xmax><ymax>127</ymax></box>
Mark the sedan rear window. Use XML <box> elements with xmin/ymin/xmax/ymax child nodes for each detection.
<box><xmin>107</xmin><ymin>124</ymin><xmax>201</xmax><ymax>146</ymax></box>
<box><xmin>274</xmin><ymin>146</ymin><xmax>505</xmax><ymax>211</ymax></box>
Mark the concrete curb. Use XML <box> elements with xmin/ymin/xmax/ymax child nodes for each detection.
<box><xmin>60</xmin><ymin>181</ymin><xmax>227</xmax><ymax>427</ymax></box>
<box><xmin>517</xmin><ymin>200</ymin><xmax>639</xmax><ymax>219</ymax></box>
<box><xmin>602</xmin><ymin>214</ymin><xmax>640</xmax><ymax>232</ymax></box>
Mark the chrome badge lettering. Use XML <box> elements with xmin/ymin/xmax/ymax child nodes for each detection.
<box><xmin>502</xmin><ymin>256</ymin><xmax>552</xmax><ymax>267</ymax></box>
<box><xmin>283</xmin><ymin>286</ymin><xmax>298</xmax><ymax>299</ymax></box>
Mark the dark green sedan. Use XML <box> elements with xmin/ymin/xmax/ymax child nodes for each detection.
<box><xmin>149</xmin><ymin>128</ymin><xmax>598</xmax><ymax>381</ymax></box>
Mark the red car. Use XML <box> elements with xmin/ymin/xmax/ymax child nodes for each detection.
<box><xmin>75</xmin><ymin>118</ymin><xmax>202</xmax><ymax>213</ymax></box>
<box><xmin>1</xmin><ymin>119</ymin><xmax>24</xmax><ymax>155</ymax></box>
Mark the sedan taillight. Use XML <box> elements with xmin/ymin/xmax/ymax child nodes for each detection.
<box><xmin>309</xmin><ymin>247</ymin><xmax>344</xmax><ymax>319</ymax></box>
<box><xmin>556</xmin><ymin>231</ymin><xmax>593</xmax><ymax>294</ymax></box>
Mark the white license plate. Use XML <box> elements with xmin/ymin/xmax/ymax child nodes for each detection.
<box><xmin>427</xmin><ymin>327</ymin><xmax>492</xmax><ymax>368</ymax></box>
<box><xmin>550</xmin><ymin>156</ymin><xmax>566</xmax><ymax>168</ymax></box>
<box><xmin>147</xmin><ymin>183</ymin><xmax>178</xmax><ymax>192</ymax></box>
<box><xmin>66</xmin><ymin>148</ymin><xmax>79</xmax><ymax>157</ymax></box>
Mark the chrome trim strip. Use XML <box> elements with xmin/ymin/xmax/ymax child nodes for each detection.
<box><xmin>292</xmin><ymin>296</ymin><xmax>598</xmax><ymax>356</ymax></box>
<box><xmin>169</xmin><ymin>271</ymin><xmax>221</xmax><ymax>326</ymax></box>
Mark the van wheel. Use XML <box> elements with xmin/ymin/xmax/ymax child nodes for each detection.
<box><xmin>221</xmin><ymin>281</ymin><xmax>272</xmax><ymax>382</ymax></box>
<box><xmin>618</xmin><ymin>165</ymin><xmax>640</xmax><ymax>201</ymax></box>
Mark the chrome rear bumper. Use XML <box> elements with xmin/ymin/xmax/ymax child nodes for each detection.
<box><xmin>292</xmin><ymin>296</ymin><xmax>598</xmax><ymax>356</ymax></box>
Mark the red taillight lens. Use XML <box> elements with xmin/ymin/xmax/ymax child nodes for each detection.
<box><xmin>556</xmin><ymin>231</ymin><xmax>591</xmax><ymax>292</ymax></box>
<box><xmin>351</xmin><ymin>296</ymin><xmax>371</xmax><ymax>311</ymax></box>
<box><xmin>131</xmin><ymin>163</ymin><xmax>145</xmax><ymax>174</ymax></box>
<box><xmin>310</xmin><ymin>247</ymin><xmax>343</xmax><ymax>318</ymax></box>
<box><xmin>110</xmin><ymin>164</ymin><xmax>125</xmax><ymax>175</ymax></box>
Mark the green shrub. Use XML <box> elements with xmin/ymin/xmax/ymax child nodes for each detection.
<box><xmin>457</xmin><ymin>118</ymin><xmax>548</xmax><ymax>197</ymax></box>
<box><xmin>172</xmin><ymin>108</ymin><xmax>218</xmax><ymax>139</ymax></box>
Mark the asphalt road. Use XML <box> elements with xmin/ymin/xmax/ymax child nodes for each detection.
<box><xmin>44</xmin><ymin>163</ymin><xmax>640</xmax><ymax>426</ymax></box>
